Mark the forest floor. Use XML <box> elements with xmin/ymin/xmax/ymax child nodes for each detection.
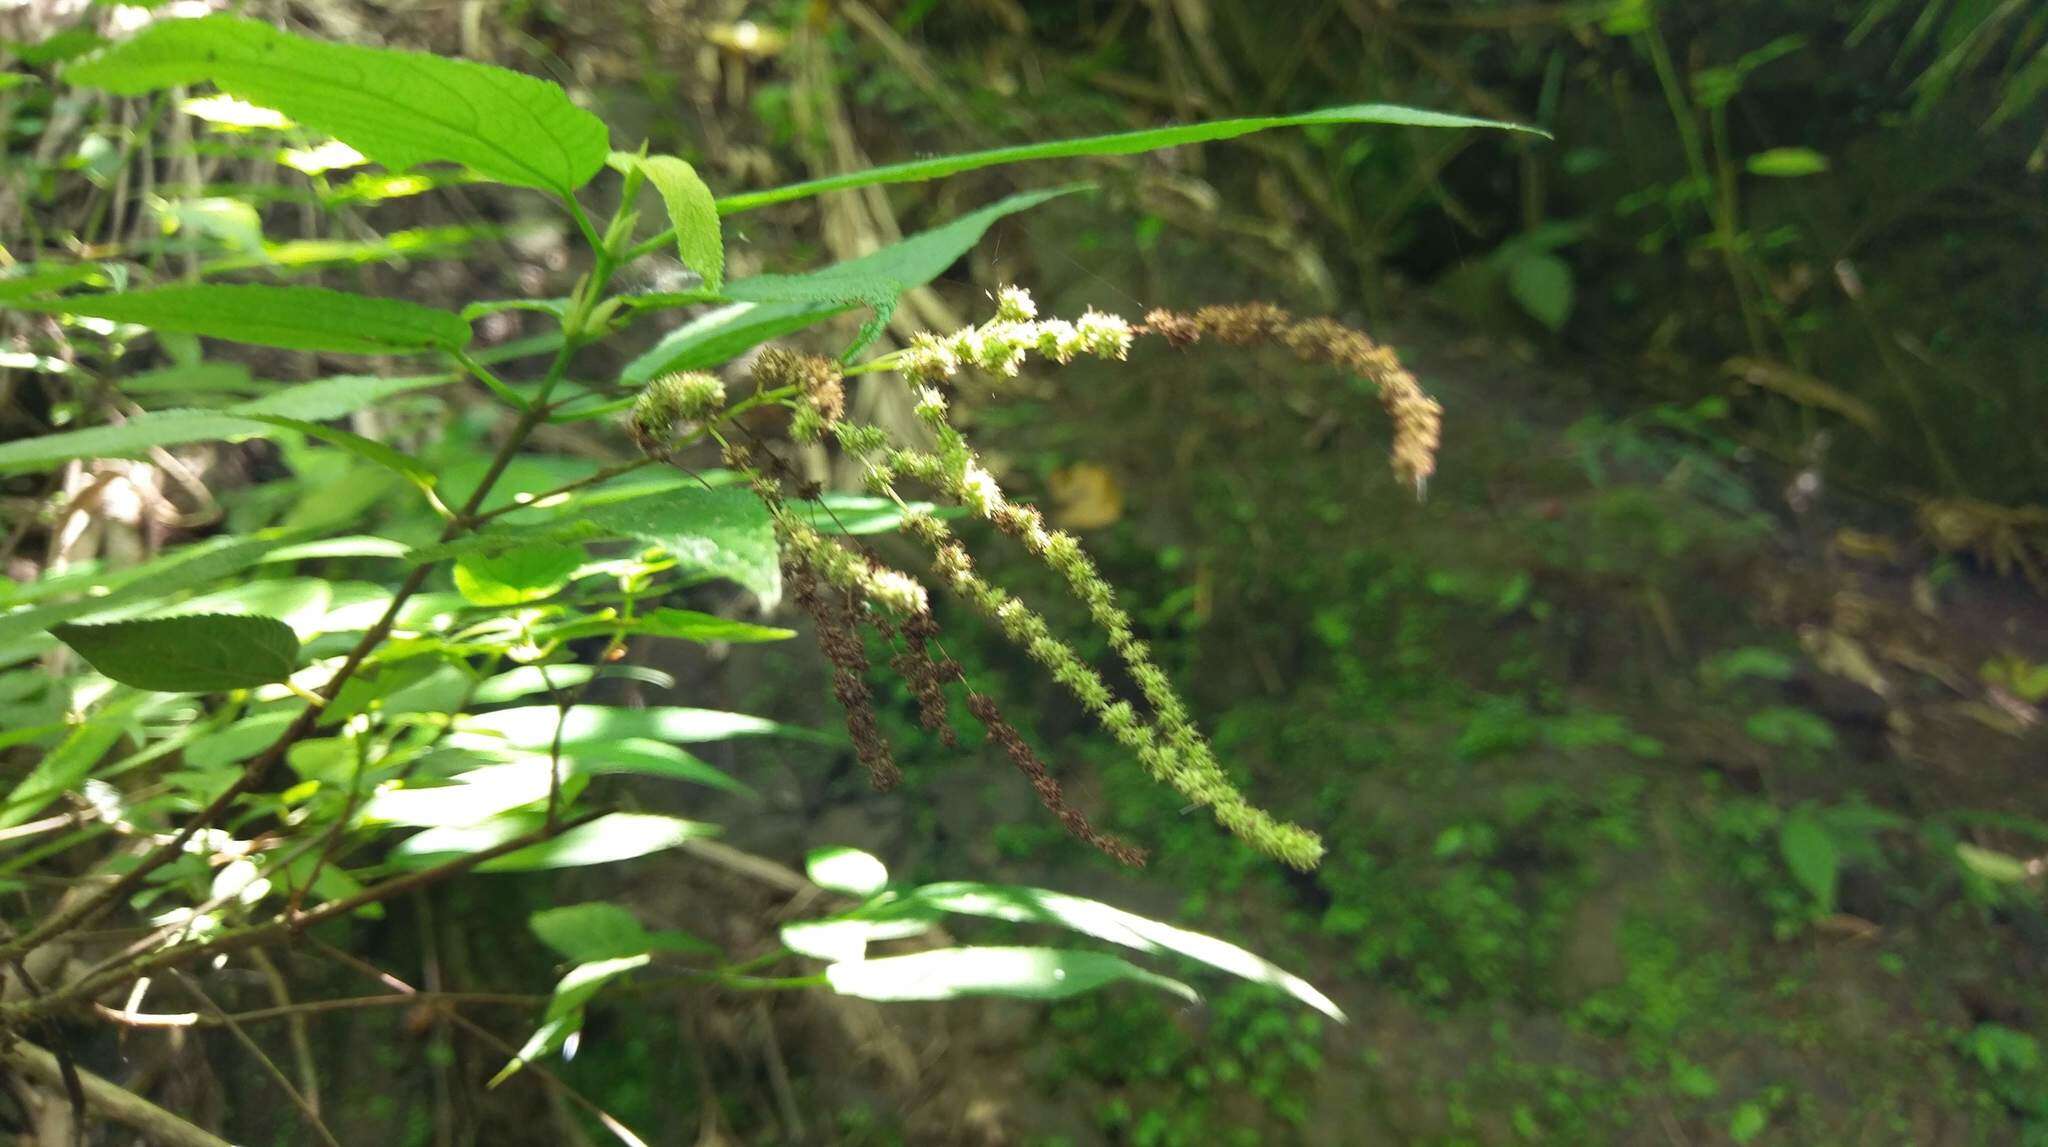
<box><xmin>582</xmin><ymin>270</ymin><xmax>2048</xmax><ymax>1145</ymax></box>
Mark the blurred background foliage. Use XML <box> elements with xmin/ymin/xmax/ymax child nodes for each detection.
<box><xmin>4</xmin><ymin>0</ymin><xmax>2048</xmax><ymax>1143</ymax></box>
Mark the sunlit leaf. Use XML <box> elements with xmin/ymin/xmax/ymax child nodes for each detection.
<box><xmin>615</xmin><ymin>153</ymin><xmax>723</xmax><ymax>290</ymax></box>
<box><xmin>452</xmin><ymin>543</ymin><xmax>587</xmax><ymax>607</ymax></box>
<box><xmin>619</xmin><ymin>300</ymin><xmax>847</xmax><ymax>387</ymax></box>
<box><xmin>68</xmin><ymin>15</ymin><xmax>610</xmax><ymax>195</ymax></box>
<box><xmin>582</xmin><ymin>486</ymin><xmax>779</xmax><ymax>606</ymax></box>
<box><xmin>824</xmin><ymin>947</ymin><xmax>1197</xmax><ymax>1004</ymax></box>
<box><xmin>390</xmin><ymin>811</ymin><xmax>716</xmax><ymax>871</ymax></box>
<box><xmin>8</xmin><ymin>285</ymin><xmax>470</xmax><ymax>354</ymax></box>
<box><xmin>807</xmin><ymin>847</ymin><xmax>889</xmax><ymax>897</ymax></box>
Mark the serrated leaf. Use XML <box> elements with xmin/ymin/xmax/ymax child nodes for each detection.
<box><xmin>717</xmin><ymin>104</ymin><xmax>1543</xmax><ymax>215</ymax></box>
<box><xmin>67</xmin><ymin>15</ymin><xmax>609</xmax><ymax>195</ymax></box>
<box><xmin>824</xmin><ymin>947</ymin><xmax>1197</xmax><ymax>1005</ymax></box>
<box><xmin>807</xmin><ymin>847</ymin><xmax>889</xmax><ymax>897</ymax></box>
<box><xmin>619</xmin><ymin>300</ymin><xmax>847</xmax><ymax>387</ymax></box>
<box><xmin>617</xmin><ymin>153</ymin><xmax>723</xmax><ymax>290</ymax></box>
<box><xmin>583</xmin><ymin>486</ymin><xmax>778</xmax><ymax>606</ymax></box>
<box><xmin>9</xmin><ymin>284</ymin><xmax>470</xmax><ymax>353</ymax></box>
<box><xmin>453</xmin><ymin>543</ymin><xmax>586</xmax><ymax>607</ymax></box>
<box><xmin>53</xmin><ymin>613</ymin><xmax>300</xmax><ymax>693</ymax></box>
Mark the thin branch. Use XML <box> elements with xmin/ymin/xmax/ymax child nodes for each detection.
<box><xmin>167</xmin><ymin>970</ymin><xmax>341</xmax><ymax>1147</ymax></box>
<box><xmin>0</xmin><ymin>1038</ymin><xmax>232</xmax><ymax>1147</ymax></box>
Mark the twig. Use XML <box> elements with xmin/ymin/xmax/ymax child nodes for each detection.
<box><xmin>167</xmin><ymin>969</ymin><xmax>341</xmax><ymax>1147</ymax></box>
<box><xmin>248</xmin><ymin>948</ymin><xmax>321</xmax><ymax>1117</ymax></box>
<box><xmin>0</xmin><ymin>1038</ymin><xmax>232</xmax><ymax>1147</ymax></box>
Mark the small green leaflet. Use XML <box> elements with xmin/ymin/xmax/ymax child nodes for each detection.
<box><xmin>824</xmin><ymin>947</ymin><xmax>1198</xmax><ymax>1005</ymax></box>
<box><xmin>9</xmin><ymin>284</ymin><xmax>470</xmax><ymax>354</ymax></box>
<box><xmin>613</xmin><ymin>152</ymin><xmax>723</xmax><ymax>290</ymax></box>
<box><xmin>1779</xmin><ymin>805</ymin><xmax>1840</xmax><ymax>913</ymax></box>
<box><xmin>52</xmin><ymin>613</ymin><xmax>300</xmax><ymax>693</ymax></box>
<box><xmin>1506</xmin><ymin>252</ymin><xmax>1575</xmax><ymax>332</ymax></box>
<box><xmin>66</xmin><ymin>15</ymin><xmax>610</xmax><ymax>195</ymax></box>
<box><xmin>1745</xmin><ymin>147</ymin><xmax>1829</xmax><ymax>177</ymax></box>
<box><xmin>715</xmin><ymin>104</ymin><xmax>1544</xmax><ymax>215</ymax></box>
<box><xmin>452</xmin><ymin>543</ymin><xmax>586</xmax><ymax>607</ymax></box>
<box><xmin>490</xmin><ymin>953</ymin><xmax>648</xmax><ymax>1087</ymax></box>
<box><xmin>539</xmin><ymin>607</ymin><xmax>793</xmax><ymax>645</ymax></box>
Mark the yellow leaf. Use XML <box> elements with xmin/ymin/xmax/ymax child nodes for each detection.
<box><xmin>1047</xmin><ymin>463</ymin><xmax>1123</xmax><ymax>530</ymax></box>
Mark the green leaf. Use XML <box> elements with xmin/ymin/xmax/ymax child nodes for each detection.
<box><xmin>781</xmin><ymin>917</ymin><xmax>934</xmax><ymax>964</ymax></box>
<box><xmin>583</xmin><ymin>486</ymin><xmax>779</xmax><ymax>606</ymax></box>
<box><xmin>717</xmin><ymin>104</ymin><xmax>1544</xmax><ymax>215</ymax></box>
<box><xmin>619</xmin><ymin>300</ymin><xmax>847</xmax><ymax>387</ymax></box>
<box><xmin>824</xmin><ymin>947</ymin><xmax>1197</xmax><ymax>1005</ymax></box>
<box><xmin>618</xmin><ymin>153</ymin><xmax>723</xmax><ymax>290</ymax></box>
<box><xmin>452</xmin><ymin>543</ymin><xmax>587</xmax><ymax>607</ymax></box>
<box><xmin>453</xmin><ymin>704</ymin><xmax>821</xmax><ymax>748</ymax></box>
<box><xmin>1506</xmin><ymin>252</ymin><xmax>1574</xmax><ymax>331</ymax></box>
<box><xmin>67</xmin><ymin>15</ymin><xmax>609</xmax><ymax>195</ymax></box>
<box><xmin>530</xmin><ymin>902</ymin><xmax>711</xmax><ymax>963</ymax></box>
<box><xmin>1956</xmin><ymin>843</ymin><xmax>2031</xmax><ymax>884</ymax></box>
<box><xmin>244</xmin><ymin>415</ymin><xmax>437</xmax><ymax>490</ymax></box>
<box><xmin>727</xmin><ymin>186</ymin><xmax>1079</xmax><ymax>315</ymax></box>
<box><xmin>896</xmin><ymin>882</ymin><xmax>1344</xmax><ymax>1020</ymax></box>
<box><xmin>807</xmin><ymin>847</ymin><xmax>889</xmax><ymax>897</ymax></box>
<box><xmin>9</xmin><ymin>285</ymin><xmax>470</xmax><ymax>354</ymax></box>
<box><xmin>0</xmin><ymin>375</ymin><xmax>449</xmax><ymax>474</ymax></box>
<box><xmin>1779</xmin><ymin>806</ymin><xmax>1840</xmax><ymax>913</ymax></box>
<box><xmin>0</xmin><ymin>533</ymin><xmax>300</xmax><ymax>646</ymax></box>
<box><xmin>557</xmin><ymin>739</ymin><xmax>751</xmax><ymax>795</ymax></box>
<box><xmin>52</xmin><ymin>614</ymin><xmax>300</xmax><ymax>693</ymax></box>
<box><xmin>390</xmin><ymin>811</ymin><xmax>716</xmax><ymax>871</ymax></box>
<box><xmin>541</xmin><ymin>607</ymin><xmax>794</xmax><ymax>645</ymax></box>
<box><xmin>0</xmin><ymin>263</ymin><xmax>106</xmax><ymax>302</ymax></box>
<box><xmin>1</xmin><ymin>706</ymin><xmax>133</xmax><ymax>828</ymax></box>
<box><xmin>492</xmin><ymin>954</ymin><xmax>649</xmax><ymax>1086</ymax></box>
<box><xmin>784</xmin><ymin>494</ymin><xmax>947</xmax><ymax>537</ymax></box>
<box><xmin>119</xmin><ymin>362</ymin><xmax>262</xmax><ymax>400</ymax></box>
<box><xmin>1745</xmin><ymin>147</ymin><xmax>1830</xmax><ymax>177</ymax></box>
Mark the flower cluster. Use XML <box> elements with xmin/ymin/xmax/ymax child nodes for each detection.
<box><xmin>629</xmin><ymin>370</ymin><xmax>726</xmax><ymax>454</ymax></box>
<box><xmin>652</xmin><ymin>285</ymin><xmax>1441</xmax><ymax>871</ymax></box>
<box><xmin>901</xmin><ymin>287</ymin><xmax>1132</xmax><ymax>383</ymax></box>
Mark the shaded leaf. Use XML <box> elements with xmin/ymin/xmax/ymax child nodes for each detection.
<box><xmin>1780</xmin><ymin>806</ymin><xmax>1840</xmax><ymax>913</ymax></box>
<box><xmin>53</xmin><ymin>614</ymin><xmax>300</xmax><ymax>693</ymax></box>
<box><xmin>530</xmin><ymin>902</ymin><xmax>712</xmax><ymax>963</ymax></box>
<box><xmin>1745</xmin><ymin>147</ymin><xmax>1829</xmax><ymax>177</ymax></box>
<box><xmin>10</xmin><ymin>285</ymin><xmax>470</xmax><ymax>353</ymax></box>
<box><xmin>1506</xmin><ymin>252</ymin><xmax>1575</xmax><ymax>331</ymax></box>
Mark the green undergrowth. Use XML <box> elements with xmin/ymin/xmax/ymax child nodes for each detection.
<box><xmin>854</xmin><ymin>294</ymin><xmax>2048</xmax><ymax>1143</ymax></box>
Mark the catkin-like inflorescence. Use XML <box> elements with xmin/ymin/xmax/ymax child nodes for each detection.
<box><xmin>785</xmin><ymin>552</ymin><xmax>900</xmax><ymax>791</ymax></box>
<box><xmin>1141</xmin><ymin>304</ymin><xmax>1441</xmax><ymax>493</ymax></box>
<box><xmin>629</xmin><ymin>370</ymin><xmax>726</xmax><ymax>455</ymax></box>
<box><xmin>753</xmin><ymin>348</ymin><xmax>846</xmax><ymax>444</ymax></box>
